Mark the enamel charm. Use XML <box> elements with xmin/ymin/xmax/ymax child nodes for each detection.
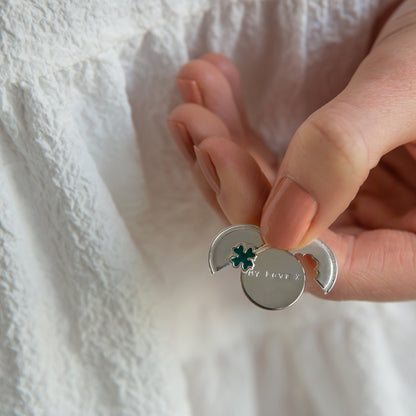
<box><xmin>208</xmin><ymin>224</ymin><xmax>337</xmax><ymax>310</ymax></box>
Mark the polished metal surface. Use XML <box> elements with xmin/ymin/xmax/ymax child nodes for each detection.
<box><xmin>290</xmin><ymin>239</ymin><xmax>338</xmax><ymax>294</ymax></box>
<box><xmin>209</xmin><ymin>224</ymin><xmax>338</xmax><ymax>309</ymax></box>
<box><xmin>240</xmin><ymin>247</ymin><xmax>305</xmax><ymax>310</ymax></box>
<box><xmin>208</xmin><ymin>224</ymin><xmax>264</xmax><ymax>274</ymax></box>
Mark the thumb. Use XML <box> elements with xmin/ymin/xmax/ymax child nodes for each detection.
<box><xmin>261</xmin><ymin>1</ymin><xmax>416</xmax><ymax>249</ymax></box>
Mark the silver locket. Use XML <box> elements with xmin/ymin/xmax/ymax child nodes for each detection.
<box><xmin>208</xmin><ymin>224</ymin><xmax>338</xmax><ymax>310</ymax></box>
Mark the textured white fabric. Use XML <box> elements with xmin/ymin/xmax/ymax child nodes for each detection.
<box><xmin>1</xmin><ymin>0</ymin><xmax>415</xmax><ymax>415</ymax></box>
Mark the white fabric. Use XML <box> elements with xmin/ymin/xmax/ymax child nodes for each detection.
<box><xmin>1</xmin><ymin>0</ymin><xmax>415</xmax><ymax>415</ymax></box>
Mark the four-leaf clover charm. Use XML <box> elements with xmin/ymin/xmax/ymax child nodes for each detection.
<box><xmin>230</xmin><ymin>245</ymin><xmax>256</xmax><ymax>270</ymax></box>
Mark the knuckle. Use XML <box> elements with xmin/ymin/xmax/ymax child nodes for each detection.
<box><xmin>304</xmin><ymin>110</ymin><xmax>370</xmax><ymax>183</ymax></box>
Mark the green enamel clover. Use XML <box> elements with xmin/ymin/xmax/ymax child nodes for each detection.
<box><xmin>230</xmin><ymin>245</ymin><xmax>256</xmax><ymax>270</ymax></box>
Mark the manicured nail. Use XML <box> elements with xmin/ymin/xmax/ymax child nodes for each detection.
<box><xmin>194</xmin><ymin>146</ymin><xmax>220</xmax><ymax>194</ymax></box>
<box><xmin>261</xmin><ymin>177</ymin><xmax>317</xmax><ymax>249</ymax></box>
<box><xmin>167</xmin><ymin>119</ymin><xmax>196</xmax><ymax>164</ymax></box>
<box><xmin>176</xmin><ymin>78</ymin><xmax>204</xmax><ymax>105</ymax></box>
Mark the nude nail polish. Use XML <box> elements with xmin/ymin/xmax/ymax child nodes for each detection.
<box><xmin>176</xmin><ymin>78</ymin><xmax>204</xmax><ymax>105</ymax></box>
<box><xmin>261</xmin><ymin>177</ymin><xmax>317</xmax><ymax>249</ymax></box>
<box><xmin>194</xmin><ymin>146</ymin><xmax>220</xmax><ymax>194</ymax></box>
<box><xmin>167</xmin><ymin>119</ymin><xmax>196</xmax><ymax>164</ymax></box>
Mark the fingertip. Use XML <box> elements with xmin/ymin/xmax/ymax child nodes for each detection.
<box><xmin>260</xmin><ymin>176</ymin><xmax>318</xmax><ymax>250</ymax></box>
<box><xmin>166</xmin><ymin>119</ymin><xmax>196</xmax><ymax>164</ymax></box>
<box><xmin>194</xmin><ymin>145</ymin><xmax>220</xmax><ymax>194</ymax></box>
<box><xmin>176</xmin><ymin>78</ymin><xmax>204</xmax><ymax>105</ymax></box>
<box><xmin>200</xmin><ymin>52</ymin><xmax>242</xmax><ymax>100</ymax></box>
<box><xmin>197</xmin><ymin>137</ymin><xmax>271</xmax><ymax>224</ymax></box>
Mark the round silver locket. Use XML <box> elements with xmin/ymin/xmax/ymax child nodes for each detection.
<box><xmin>241</xmin><ymin>247</ymin><xmax>305</xmax><ymax>310</ymax></box>
<box><xmin>208</xmin><ymin>224</ymin><xmax>337</xmax><ymax>310</ymax></box>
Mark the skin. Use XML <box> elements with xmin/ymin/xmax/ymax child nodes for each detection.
<box><xmin>167</xmin><ymin>0</ymin><xmax>416</xmax><ymax>302</ymax></box>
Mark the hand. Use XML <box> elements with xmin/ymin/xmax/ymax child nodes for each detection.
<box><xmin>167</xmin><ymin>0</ymin><xmax>416</xmax><ymax>301</ymax></box>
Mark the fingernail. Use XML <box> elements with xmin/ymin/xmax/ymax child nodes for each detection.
<box><xmin>176</xmin><ymin>78</ymin><xmax>204</xmax><ymax>105</ymax></box>
<box><xmin>194</xmin><ymin>146</ymin><xmax>220</xmax><ymax>194</ymax></box>
<box><xmin>167</xmin><ymin>119</ymin><xmax>196</xmax><ymax>164</ymax></box>
<box><xmin>261</xmin><ymin>177</ymin><xmax>317</xmax><ymax>249</ymax></box>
